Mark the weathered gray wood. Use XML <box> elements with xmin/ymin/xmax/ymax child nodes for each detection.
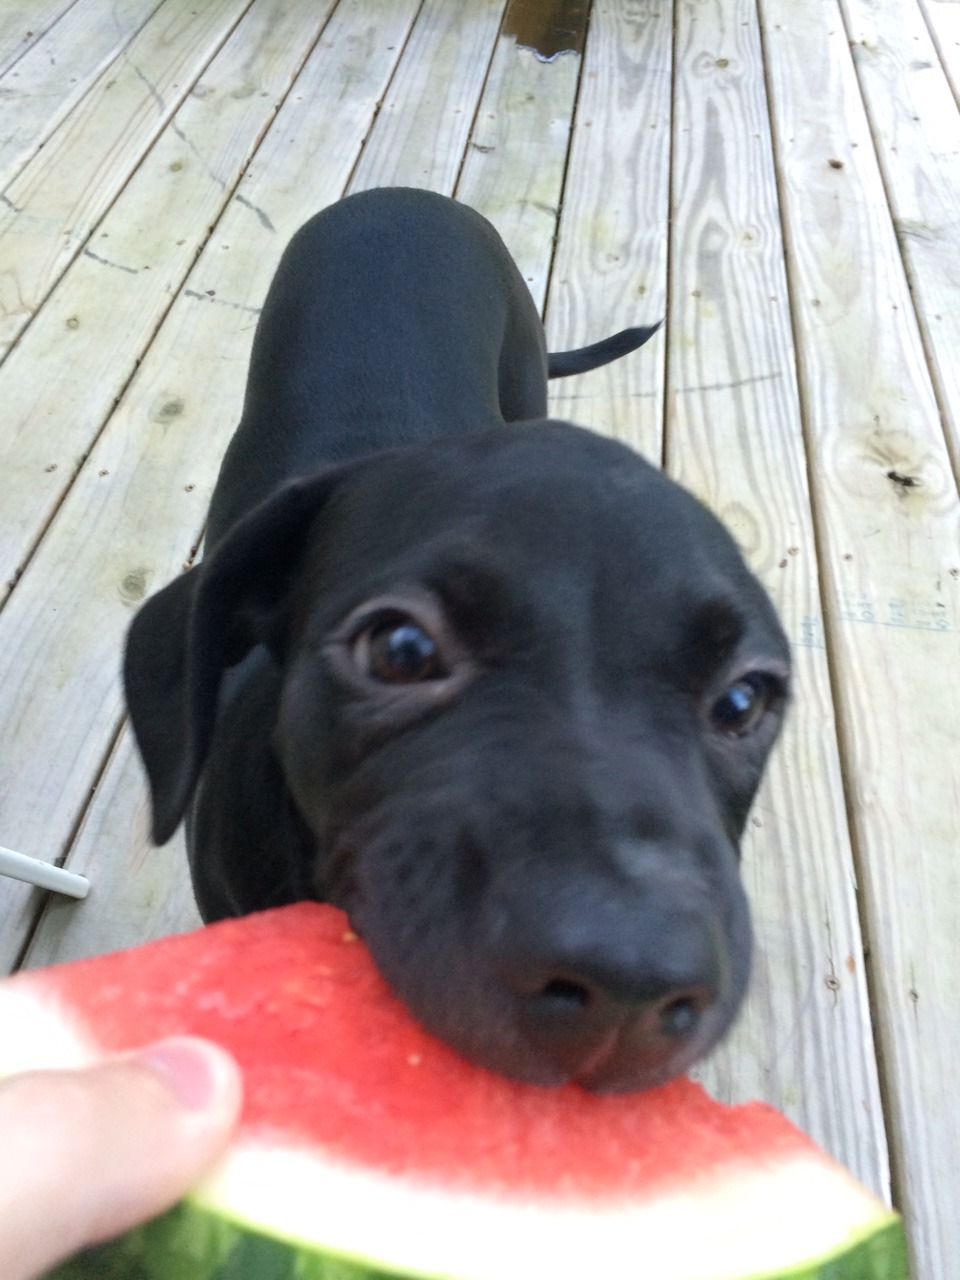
<box><xmin>0</xmin><ymin>0</ymin><xmax>80</xmax><ymax>79</ymax></box>
<box><xmin>457</xmin><ymin>7</ymin><xmax>589</xmax><ymax>310</ymax></box>
<box><xmin>25</xmin><ymin>0</ymin><xmax>523</xmax><ymax>970</ymax></box>
<box><xmin>23</xmin><ymin>0</ymin><xmax>511</xmax><ymax>971</ymax></box>
<box><xmin>21</xmin><ymin>733</ymin><xmax>200</xmax><ymax>969</ymax></box>
<box><xmin>0</xmin><ymin>0</ymin><xmax>339</xmax><ymax>600</ymax></box>
<box><xmin>760</xmin><ymin>0</ymin><xmax>960</xmax><ymax>1269</ymax></box>
<box><xmin>546</xmin><ymin>0</ymin><xmax>671</xmax><ymax>458</ymax></box>
<box><xmin>840</xmin><ymin>0</ymin><xmax>960</xmax><ymax>476</ymax></box>
<box><xmin>667</xmin><ymin>0</ymin><xmax>888</xmax><ymax>1198</ymax></box>
<box><xmin>0</xmin><ymin>0</ymin><xmax>251</xmax><ymax>360</ymax></box>
<box><xmin>0</xmin><ymin>0</ymin><xmax>162</xmax><ymax>190</ymax></box>
<box><xmin>0</xmin><ymin>0</ymin><xmax>422</xmax><ymax>973</ymax></box>
<box><xmin>350</xmin><ymin>0</ymin><xmax>507</xmax><ymax>195</ymax></box>
<box><xmin>919</xmin><ymin>0</ymin><xmax>960</xmax><ymax>102</ymax></box>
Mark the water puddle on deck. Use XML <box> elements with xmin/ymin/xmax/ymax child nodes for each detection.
<box><xmin>502</xmin><ymin>0</ymin><xmax>589</xmax><ymax>62</ymax></box>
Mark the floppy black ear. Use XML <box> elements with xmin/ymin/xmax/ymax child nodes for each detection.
<box><xmin>123</xmin><ymin>464</ymin><xmax>354</xmax><ymax>845</ymax></box>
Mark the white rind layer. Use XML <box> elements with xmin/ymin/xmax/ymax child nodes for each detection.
<box><xmin>0</xmin><ymin>988</ymin><xmax>97</xmax><ymax>1075</ymax></box>
<box><xmin>196</xmin><ymin>1139</ymin><xmax>891</xmax><ymax>1280</ymax></box>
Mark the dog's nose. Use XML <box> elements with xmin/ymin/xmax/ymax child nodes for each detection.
<box><xmin>494</xmin><ymin>894</ymin><xmax>724</xmax><ymax>1087</ymax></box>
<box><xmin>520</xmin><ymin>968</ymin><xmax>715</xmax><ymax>1075</ymax></box>
<box><xmin>532</xmin><ymin>971</ymin><xmax>713</xmax><ymax>1038</ymax></box>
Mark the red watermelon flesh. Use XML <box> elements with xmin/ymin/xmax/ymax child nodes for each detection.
<box><xmin>0</xmin><ymin>903</ymin><xmax>905</xmax><ymax>1280</ymax></box>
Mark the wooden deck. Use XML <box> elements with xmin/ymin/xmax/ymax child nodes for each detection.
<box><xmin>0</xmin><ymin>0</ymin><xmax>957</xmax><ymax>1272</ymax></box>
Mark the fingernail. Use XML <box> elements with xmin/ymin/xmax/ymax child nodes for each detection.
<box><xmin>135</xmin><ymin>1037</ymin><xmax>230</xmax><ymax>1110</ymax></box>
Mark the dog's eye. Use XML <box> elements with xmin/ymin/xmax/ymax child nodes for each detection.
<box><xmin>360</xmin><ymin>617</ymin><xmax>445</xmax><ymax>683</ymax></box>
<box><xmin>710</xmin><ymin>674</ymin><xmax>775</xmax><ymax>736</ymax></box>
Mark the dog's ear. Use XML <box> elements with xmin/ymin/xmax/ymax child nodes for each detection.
<box><xmin>123</xmin><ymin>464</ymin><xmax>354</xmax><ymax>845</ymax></box>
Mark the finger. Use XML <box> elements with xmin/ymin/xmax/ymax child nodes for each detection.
<box><xmin>0</xmin><ymin>1037</ymin><xmax>242</xmax><ymax>1280</ymax></box>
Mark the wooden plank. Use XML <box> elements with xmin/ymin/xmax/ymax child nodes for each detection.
<box><xmin>23</xmin><ymin>0</ymin><xmax>512</xmax><ymax>970</ymax></box>
<box><xmin>0</xmin><ymin>0</ymin><xmax>422</xmax><ymax>972</ymax></box>
<box><xmin>20</xmin><ymin>734</ymin><xmax>200</xmax><ymax>970</ymax></box>
<box><xmin>545</xmin><ymin>0</ymin><xmax>671</xmax><ymax>458</ymax></box>
<box><xmin>0</xmin><ymin>0</ymin><xmax>161</xmax><ymax>191</ymax></box>
<box><xmin>456</xmin><ymin>1</ymin><xmax>589</xmax><ymax>310</ymax></box>
<box><xmin>0</xmin><ymin>0</ymin><xmax>252</xmax><ymax>361</ymax></box>
<box><xmin>666</xmin><ymin>0</ymin><xmax>888</xmax><ymax>1197</ymax></box>
<box><xmin>0</xmin><ymin>0</ymin><xmax>79</xmax><ymax>79</ymax></box>
<box><xmin>350</xmin><ymin>0</ymin><xmax>504</xmax><ymax>192</ymax></box>
<box><xmin>759</xmin><ymin>0</ymin><xmax>960</xmax><ymax>1269</ymax></box>
<box><xmin>350</xmin><ymin>0</ymin><xmax>506</xmax><ymax>194</ymax></box>
<box><xmin>0</xmin><ymin>0</ymin><xmax>339</xmax><ymax>603</ymax></box>
<box><xmin>839</xmin><ymin>0</ymin><xmax>960</xmax><ymax>481</ymax></box>
<box><xmin>21</xmin><ymin>0</ymin><xmax>513</xmax><ymax>970</ymax></box>
<box><xmin>919</xmin><ymin>0</ymin><xmax>960</xmax><ymax>101</ymax></box>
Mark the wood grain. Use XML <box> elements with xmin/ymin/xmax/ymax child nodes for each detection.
<box><xmin>545</xmin><ymin>0</ymin><xmax>672</xmax><ymax>457</ymax></box>
<box><xmin>0</xmin><ymin>0</ymin><xmax>163</xmax><ymax>191</ymax></box>
<box><xmin>25</xmin><ymin>0</ymin><xmax>513</xmax><ymax>971</ymax></box>
<box><xmin>350</xmin><ymin>0</ymin><xmax>507</xmax><ymax>195</ymax></box>
<box><xmin>0</xmin><ymin>0</ymin><xmax>339</xmax><ymax>603</ymax></box>
<box><xmin>457</xmin><ymin>18</ymin><xmax>586</xmax><ymax>310</ymax></box>
<box><xmin>668</xmin><ymin>0</ymin><xmax>888</xmax><ymax>1196</ymax></box>
<box><xmin>0</xmin><ymin>0</ymin><xmax>81</xmax><ymax>79</ymax></box>
<box><xmin>21</xmin><ymin>731</ymin><xmax>200</xmax><ymax>969</ymax></box>
<box><xmin>0</xmin><ymin>0</ymin><xmax>250</xmax><ymax>360</ymax></box>
<box><xmin>760</xmin><ymin>0</ymin><xmax>960</xmax><ymax>1269</ymax></box>
<box><xmin>0</xmin><ymin>0</ymin><xmax>423</xmax><ymax>972</ymax></box>
<box><xmin>839</xmin><ymin>0</ymin><xmax>960</xmax><ymax>475</ymax></box>
<box><xmin>919</xmin><ymin>0</ymin><xmax>960</xmax><ymax>102</ymax></box>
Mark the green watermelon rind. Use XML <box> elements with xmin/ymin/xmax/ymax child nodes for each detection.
<box><xmin>46</xmin><ymin>1191</ymin><xmax>907</xmax><ymax>1280</ymax></box>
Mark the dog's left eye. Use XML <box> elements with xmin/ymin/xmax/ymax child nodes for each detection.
<box><xmin>359</xmin><ymin>616</ymin><xmax>446</xmax><ymax>683</ymax></box>
<box><xmin>710</xmin><ymin>674</ymin><xmax>776</xmax><ymax>736</ymax></box>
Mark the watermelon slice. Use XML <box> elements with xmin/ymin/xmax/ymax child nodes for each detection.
<box><xmin>1</xmin><ymin>904</ymin><xmax>905</xmax><ymax>1280</ymax></box>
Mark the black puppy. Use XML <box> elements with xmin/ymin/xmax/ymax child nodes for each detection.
<box><xmin>124</xmin><ymin>187</ymin><xmax>790</xmax><ymax>1092</ymax></box>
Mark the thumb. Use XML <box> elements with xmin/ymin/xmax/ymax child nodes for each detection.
<box><xmin>0</xmin><ymin>1037</ymin><xmax>242</xmax><ymax>1280</ymax></box>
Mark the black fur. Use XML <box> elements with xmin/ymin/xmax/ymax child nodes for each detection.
<box><xmin>124</xmin><ymin>189</ymin><xmax>789</xmax><ymax>1091</ymax></box>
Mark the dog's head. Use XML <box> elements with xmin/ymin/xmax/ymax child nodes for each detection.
<box><xmin>125</xmin><ymin>423</ymin><xmax>790</xmax><ymax>1091</ymax></box>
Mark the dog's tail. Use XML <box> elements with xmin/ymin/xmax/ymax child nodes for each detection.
<box><xmin>547</xmin><ymin>321</ymin><xmax>662</xmax><ymax>378</ymax></box>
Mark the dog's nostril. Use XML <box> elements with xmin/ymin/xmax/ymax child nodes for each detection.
<box><xmin>658</xmin><ymin>994</ymin><xmax>703</xmax><ymax>1039</ymax></box>
<box><xmin>539</xmin><ymin>977</ymin><xmax>593</xmax><ymax>1009</ymax></box>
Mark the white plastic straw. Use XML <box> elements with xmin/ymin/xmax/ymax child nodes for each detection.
<box><xmin>0</xmin><ymin>846</ymin><xmax>90</xmax><ymax>899</ymax></box>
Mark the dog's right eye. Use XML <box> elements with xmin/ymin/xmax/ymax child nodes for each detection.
<box><xmin>356</xmin><ymin>616</ymin><xmax>446</xmax><ymax>683</ymax></box>
<box><xmin>710</xmin><ymin>672</ymin><xmax>780</xmax><ymax>736</ymax></box>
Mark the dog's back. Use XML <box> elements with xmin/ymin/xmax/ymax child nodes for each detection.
<box><xmin>207</xmin><ymin>188</ymin><xmax>549</xmax><ymax>545</ymax></box>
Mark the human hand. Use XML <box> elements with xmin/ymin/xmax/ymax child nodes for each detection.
<box><xmin>0</xmin><ymin>1037</ymin><xmax>242</xmax><ymax>1280</ymax></box>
